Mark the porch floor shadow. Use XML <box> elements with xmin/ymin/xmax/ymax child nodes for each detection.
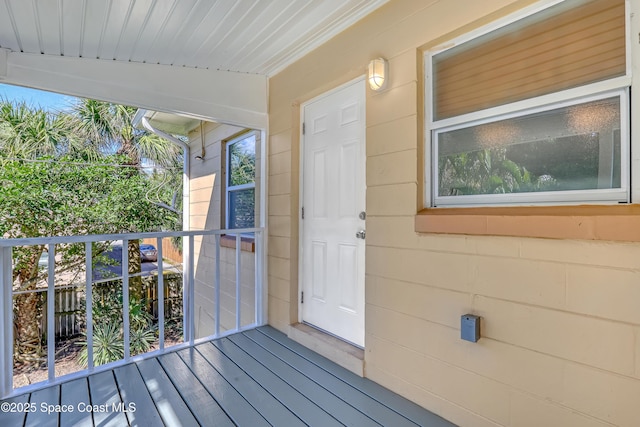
<box><xmin>0</xmin><ymin>326</ymin><xmax>456</xmax><ymax>426</ymax></box>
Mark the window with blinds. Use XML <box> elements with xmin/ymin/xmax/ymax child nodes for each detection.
<box><xmin>432</xmin><ymin>0</ymin><xmax>626</xmax><ymax>121</ymax></box>
<box><xmin>428</xmin><ymin>0</ymin><xmax>630</xmax><ymax>207</ymax></box>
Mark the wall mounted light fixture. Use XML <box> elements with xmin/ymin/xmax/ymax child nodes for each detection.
<box><xmin>368</xmin><ymin>57</ymin><xmax>388</xmax><ymax>91</ymax></box>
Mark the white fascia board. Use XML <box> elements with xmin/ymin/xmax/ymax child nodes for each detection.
<box><xmin>0</xmin><ymin>49</ymin><xmax>8</xmax><ymax>79</ymax></box>
<box><xmin>3</xmin><ymin>51</ymin><xmax>267</xmax><ymax>129</ymax></box>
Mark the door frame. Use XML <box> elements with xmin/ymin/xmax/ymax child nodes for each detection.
<box><xmin>297</xmin><ymin>75</ymin><xmax>366</xmax><ymax>335</ymax></box>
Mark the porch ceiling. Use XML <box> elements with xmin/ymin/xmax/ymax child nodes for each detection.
<box><xmin>0</xmin><ymin>0</ymin><xmax>387</xmax><ymax>77</ymax></box>
<box><xmin>0</xmin><ymin>0</ymin><xmax>387</xmax><ymax>127</ymax></box>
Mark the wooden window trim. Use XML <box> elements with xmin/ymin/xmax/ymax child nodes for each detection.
<box><xmin>220</xmin><ymin>235</ymin><xmax>256</xmax><ymax>252</ymax></box>
<box><xmin>415</xmin><ymin>205</ymin><xmax>640</xmax><ymax>242</ymax></box>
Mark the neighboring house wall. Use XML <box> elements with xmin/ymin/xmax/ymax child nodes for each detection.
<box><xmin>142</xmin><ymin>237</ymin><xmax>182</xmax><ymax>263</ymax></box>
<box><xmin>267</xmin><ymin>0</ymin><xmax>640</xmax><ymax>426</ymax></box>
<box><xmin>189</xmin><ymin>122</ymin><xmax>258</xmax><ymax>338</ymax></box>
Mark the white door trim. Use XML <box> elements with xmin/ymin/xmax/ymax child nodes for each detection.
<box><xmin>297</xmin><ymin>75</ymin><xmax>366</xmax><ymax>345</ymax></box>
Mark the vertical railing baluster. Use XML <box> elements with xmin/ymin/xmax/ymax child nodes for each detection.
<box><xmin>182</xmin><ymin>235</ymin><xmax>188</xmax><ymax>344</ymax></box>
<box><xmin>0</xmin><ymin>246</ymin><xmax>13</xmax><ymax>397</ymax></box>
<box><xmin>122</xmin><ymin>239</ymin><xmax>130</xmax><ymax>360</ymax></box>
<box><xmin>188</xmin><ymin>236</ymin><xmax>195</xmax><ymax>345</ymax></box>
<box><xmin>47</xmin><ymin>244</ymin><xmax>55</xmax><ymax>382</ymax></box>
<box><xmin>214</xmin><ymin>235</ymin><xmax>221</xmax><ymax>336</ymax></box>
<box><xmin>85</xmin><ymin>242</ymin><xmax>93</xmax><ymax>370</ymax></box>
<box><xmin>259</xmin><ymin>230</ymin><xmax>266</xmax><ymax>326</ymax></box>
<box><xmin>235</xmin><ymin>234</ymin><xmax>241</xmax><ymax>331</ymax></box>
<box><xmin>254</xmin><ymin>231</ymin><xmax>263</xmax><ymax>326</ymax></box>
<box><xmin>156</xmin><ymin>237</ymin><xmax>164</xmax><ymax>351</ymax></box>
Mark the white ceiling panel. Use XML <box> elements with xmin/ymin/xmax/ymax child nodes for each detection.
<box><xmin>81</xmin><ymin>1</ymin><xmax>109</xmax><ymax>59</ymax></box>
<box><xmin>0</xmin><ymin>2</ymin><xmax>20</xmax><ymax>52</ymax></box>
<box><xmin>32</xmin><ymin>1</ymin><xmax>61</xmax><ymax>55</ymax></box>
<box><xmin>112</xmin><ymin>0</ymin><xmax>156</xmax><ymax>62</ymax></box>
<box><xmin>61</xmin><ymin>0</ymin><xmax>85</xmax><ymax>57</ymax></box>
<box><xmin>6</xmin><ymin>0</ymin><xmax>39</xmax><ymax>53</ymax></box>
<box><xmin>0</xmin><ymin>0</ymin><xmax>388</xmax><ymax>77</ymax></box>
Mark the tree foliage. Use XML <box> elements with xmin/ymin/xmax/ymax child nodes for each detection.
<box><xmin>0</xmin><ymin>97</ymin><xmax>183</xmax><ymax>362</ymax></box>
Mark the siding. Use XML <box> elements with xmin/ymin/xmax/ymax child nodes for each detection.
<box><xmin>267</xmin><ymin>0</ymin><xmax>640</xmax><ymax>426</ymax></box>
<box><xmin>188</xmin><ymin>122</ymin><xmax>258</xmax><ymax>338</ymax></box>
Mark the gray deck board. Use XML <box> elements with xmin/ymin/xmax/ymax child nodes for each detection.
<box><xmin>24</xmin><ymin>384</ymin><xmax>60</xmax><ymax>427</ymax></box>
<box><xmin>157</xmin><ymin>351</ymin><xmax>234</xmax><ymax>427</ymax></box>
<box><xmin>87</xmin><ymin>371</ymin><xmax>129</xmax><ymax>427</ymax></box>
<box><xmin>113</xmin><ymin>363</ymin><xmax>164</xmax><ymax>427</ymax></box>
<box><xmin>177</xmin><ymin>346</ymin><xmax>270</xmax><ymax>427</ymax></box>
<box><xmin>245</xmin><ymin>328</ymin><xmax>419</xmax><ymax>427</ymax></box>
<box><xmin>258</xmin><ymin>326</ymin><xmax>457</xmax><ymax>427</ymax></box>
<box><xmin>136</xmin><ymin>357</ymin><xmax>199</xmax><ymax>427</ymax></box>
<box><xmin>229</xmin><ymin>332</ymin><xmax>381</xmax><ymax>427</ymax></box>
<box><xmin>60</xmin><ymin>378</ymin><xmax>93</xmax><ymax>427</ymax></box>
<box><xmin>195</xmin><ymin>341</ymin><xmax>305</xmax><ymax>427</ymax></box>
<box><xmin>212</xmin><ymin>337</ymin><xmax>342</xmax><ymax>427</ymax></box>
<box><xmin>1</xmin><ymin>326</ymin><xmax>458</xmax><ymax>427</ymax></box>
<box><xmin>0</xmin><ymin>392</ymin><xmax>29</xmax><ymax>427</ymax></box>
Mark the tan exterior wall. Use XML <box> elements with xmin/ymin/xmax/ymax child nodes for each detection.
<box><xmin>188</xmin><ymin>122</ymin><xmax>258</xmax><ymax>338</ymax></box>
<box><xmin>267</xmin><ymin>0</ymin><xmax>640</xmax><ymax>426</ymax></box>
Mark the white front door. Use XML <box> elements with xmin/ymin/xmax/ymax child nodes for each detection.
<box><xmin>300</xmin><ymin>78</ymin><xmax>366</xmax><ymax>347</ymax></box>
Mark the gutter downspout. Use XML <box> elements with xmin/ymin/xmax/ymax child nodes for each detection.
<box><xmin>139</xmin><ymin>115</ymin><xmax>190</xmax><ymax>229</ymax></box>
<box><xmin>132</xmin><ymin>111</ymin><xmax>190</xmax><ymax>233</ymax></box>
<box><xmin>133</xmin><ymin>110</ymin><xmax>192</xmax><ymax>340</ymax></box>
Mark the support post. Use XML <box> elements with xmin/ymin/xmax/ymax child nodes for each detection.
<box><xmin>122</xmin><ymin>240</ymin><xmax>130</xmax><ymax>360</ymax></box>
<box><xmin>214</xmin><ymin>235</ymin><xmax>221</xmax><ymax>336</ymax></box>
<box><xmin>235</xmin><ymin>234</ymin><xmax>242</xmax><ymax>331</ymax></box>
<box><xmin>85</xmin><ymin>243</ymin><xmax>94</xmax><ymax>370</ymax></box>
<box><xmin>157</xmin><ymin>238</ymin><xmax>165</xmax><ymax>351</ymax></box>
<box><xmin>47</xmin><ymin>244</ymin><xmax>55</xmax><ymax>382</ymax></box>
<box><xmin>188</xmin><ymin>236</ymin><xmax>195</xmax><ymax>345</ymax></box>
<box><xmin>0</xmin><ymin>247</ymin><xmax>13</xmax><ymax>397</ymax></box>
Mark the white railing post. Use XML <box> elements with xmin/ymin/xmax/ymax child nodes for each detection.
<box><xmin>235</xmin><ymin>234</ymin><xmax>242</xmax><ymax>331</ymax></box>
<box><xmin>85</xmin><ymin>242</ymin><xmax>94</xmax><ymax>370</ymax></box>
<box><xmin>214</xmin><ymin>235</ymin><xmax>221</xmax><ymax>336</ymax></box>
<box><xmin>254</xmin><ymin>231</ymin><xmax>264</xmax><ymax>326</ymax></box>
<box><xmin>188</xmin><ymin>236</ymin><xmax>195</xmax><ymax>345</ymax></box>
<box><xmin>156</xmin><ymin>238</ymin><xmax>165</xmax><ymax>351</ymax></box>
<box><xmin>0</xmin><ymin>246</ymin><xmax>13</xmax><ymax>397</ymax></box>
<box><xmin>122</xmin><ymin>239</ymin><xmax>130</xmax><ymax>360</ymax></box>
<box><xmin>182</xmin><ymin>236</ymin><xmax>188</xmax><ymax>343</ymax></box>
<box><xmin>47</xmin><ymin>244</ymin><xmax>56</xmax><ymax>382</ymax></box>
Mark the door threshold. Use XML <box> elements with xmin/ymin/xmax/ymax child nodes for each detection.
<box><xmin>289</xmin><ymin>323</ymin><xmax>365</xmax><ymax>377</ymax></box>
<box><xmin>302</xmin><ymin>322</ymin><xmax>364</xmax><ymax>350</ymax></box>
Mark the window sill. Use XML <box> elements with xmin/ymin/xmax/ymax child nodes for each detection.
<box><xmin>415</xmin><ymin>204</ymin><xmax>640</xmax><ymax>242</ymax></box>
<box><xmin>220</xmin><ymin>235</ymin><xmax>255</xmax><ymax>252</ymax></box>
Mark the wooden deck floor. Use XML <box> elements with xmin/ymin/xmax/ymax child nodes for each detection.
<box><xmin>0</xmin><ymin>326</ymin><xmax>455</xmax><ymax>426</ymax></box>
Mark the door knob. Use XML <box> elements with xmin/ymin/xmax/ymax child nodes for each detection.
<box><xmin>355</xmin><ymin>230</ymin><xmax>366</xmax><ymax>239</ymax></box>
<box><xmin>359</xmin><ymin>211</ymin><xmax>366</xmax><ymax>220</ymax></box>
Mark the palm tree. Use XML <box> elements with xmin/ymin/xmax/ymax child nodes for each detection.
<box><xmin>0</xmin><ymin>100</ymin><xmax>66</xmax><ymax>162</ymax></box>
<box><xmin>66</xmin><ymin>99</ymin><xmax>183</xmax><ymax>299</ymax></box>
<box><xmin>0</xmin><ymin>101</ymin><xmax>73</xmax><ymax>361</ymax></box>
<box><xmin>1</xmin><ymin>98</ymin><xmax>182</xmax><ymax>363</ymax></box>
<box><xmin>67</xmin><ymin>100</ymin><xmax>181</xmax><ymax>168</ymax></box>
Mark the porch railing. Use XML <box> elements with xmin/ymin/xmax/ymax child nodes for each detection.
<box><xmin>0</xmin><ymin>228</ymin><xmax>265</xmax><ymax>398</ymax></box>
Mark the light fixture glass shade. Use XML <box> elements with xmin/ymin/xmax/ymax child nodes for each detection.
<box><xmin>368</xmin><ymin>58</ymin><xmax>388</xmax><ymax>91</ymax></box>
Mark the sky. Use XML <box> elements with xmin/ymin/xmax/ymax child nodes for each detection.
<box><xmin>0</xmin><ymin>83</ymin><xmax>77</xmax><ymax>112</ymax></box>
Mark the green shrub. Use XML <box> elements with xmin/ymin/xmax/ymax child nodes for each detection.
<box><xmin>77</xmin><ymin>322</ymin><xmax>124</xmax><ymax>367</ymax></box>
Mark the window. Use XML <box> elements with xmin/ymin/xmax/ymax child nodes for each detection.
<box><xmin>427</xmin><ymin>0</ymin><xmax>629</xmax><ymax>207</ymax></box>
<box><xmin>225</xmin><ymin>132</ymin><xmax>256</xmax><ymax>230</ymax></box>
